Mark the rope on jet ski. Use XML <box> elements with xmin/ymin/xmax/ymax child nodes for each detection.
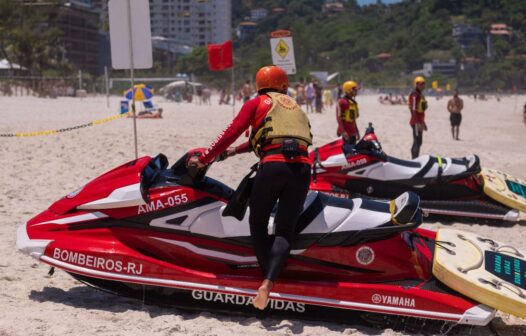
<box><xmin>0</xmin><ymin>111</ymin><xmax>132</xmax><ymax>137</ymax></box>
<box><xmin>406</xmin><ymin>231</ymin><xmax>456</xmax><ymax>255</ymax></box>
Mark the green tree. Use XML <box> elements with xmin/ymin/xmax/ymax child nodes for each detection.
<box><xmin>8</xmin><ymin>3</ymin><xmax>62</xmax><ymax>75</ymax></box>
<box><xmin>0</xmin><ymin>0</ymin><xmax>17</xmax><ymax>65</ymax></box>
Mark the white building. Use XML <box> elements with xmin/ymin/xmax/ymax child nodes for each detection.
<box><xmin>412</xmin><ymin>59</ymin><xmax>457</xmax><ymax>77</ymax></box>
<box><xmin>149</xmin><ymin>0</ymin><xmax>232</xmax><ymax>46</ymax></box>
<box><xmin>250</xmin><ymin>8</ymin><xmax>268</xmax><ymax>21</ymax></box>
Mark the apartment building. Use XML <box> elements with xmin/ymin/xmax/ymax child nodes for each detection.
<box><xmin>149</xmin><ymin>0</ymin><xmax>232</xmax><ymax>46</ymax></box>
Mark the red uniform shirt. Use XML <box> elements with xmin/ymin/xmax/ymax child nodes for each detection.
<box><xmin>408</xmin><ymin>90</ymin><xmax>426</xmax><ymax>126</ymax></box>
<box><xmin>199</xmin><ymin>94</ymin><xmax>311</xmax><ymax>165</ymax></box>
<box><xmin>336</xmin><ymin>97</ymin><xmax>359</xmax><ymax>137</ymax></box>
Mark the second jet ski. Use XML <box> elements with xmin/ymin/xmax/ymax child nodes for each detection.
<box><xmin>310</xmin><ymin>123</ymin><xmax>525</xmax><ymax>221</ymax></box>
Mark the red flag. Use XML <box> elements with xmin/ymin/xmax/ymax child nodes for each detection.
<box><xmin>208</xmin><ymin>40</ymin><xmax>233</xmax><ymax>71</ymax></box>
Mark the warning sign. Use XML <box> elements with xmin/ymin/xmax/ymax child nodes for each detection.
<box><xmin>270</xmin><ymin>30</ymin><xmax>296</xmax><ymax>75</ymax></box>
<box><xmin>275</xmin><ymin>40</ymin><xmax>289</xmax><ymax>58</ymax></box>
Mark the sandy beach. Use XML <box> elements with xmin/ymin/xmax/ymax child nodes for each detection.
<box><xmin>1</xmin><ymin>93</ymin><xmax>525</xmax><ymax>336</ymax></box>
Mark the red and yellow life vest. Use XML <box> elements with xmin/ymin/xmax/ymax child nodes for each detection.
<box><xmin>340</xmin><ymin>97</ymin><xmax>359</xmax><ymax>122</ymax></box>
<box><xmin>249</xmin><ymin>92</ymin><xmax>312</xmax><ymax>157</ymax></box>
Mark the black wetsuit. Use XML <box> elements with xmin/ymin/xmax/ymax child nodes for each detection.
<box><xmin>411</xmin><ymin>125</ymin><xmax>423</xmax><ymax>159</ymax></box>
<box><xmin>248</xmin><ymin>161</ymin><xmax>311</xmax><ymax>281</ymax></box>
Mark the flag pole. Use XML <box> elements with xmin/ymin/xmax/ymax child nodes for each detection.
<box><xmin>104</xmin><ymin>66</ymin><xmax>109</xmax><ymax>108</ymax></box>
<box><xmin>231</xmin><ymin>65</ymin><xmax>235</xmax><ymax>117</ymax></box>
<box><xmin>126</xmin><ymin>0</ymin><xmax>138</xmax><ymax>159</ymax></box>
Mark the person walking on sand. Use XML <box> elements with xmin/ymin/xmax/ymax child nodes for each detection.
<box><xmin>447</xmin><ymin>90</ymin><xmax>464</xmax><ymax>140</ymax></box>
<box><xmin>408</xmin><ymin>76</ymin><xmax>428</xmax><ymax>159</ymax></box>
<box><xmin>336</xmin><ymin>80</ymin><xmax>360</xmax><ymax>145</ymax></box>
<box><xmin>187</xmin><ymin>65</ymin><xmax>312</xmax><ymax>310</ymax></box>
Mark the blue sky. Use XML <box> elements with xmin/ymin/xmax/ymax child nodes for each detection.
<box><xmin>357</xmin><ymin>0</ymin><xmax>402</xmax><ymax>5</ymax></box>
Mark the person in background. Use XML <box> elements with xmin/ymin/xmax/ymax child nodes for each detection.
<box><xmin>323</xmin><ymin>87</ymin><xmax>333</xmax><ymax>108</ymax></box>
<box><xmin>447</xmin><ymin>90</ymin><xmax>464</xmax><ymax>140</ymax></box>
<box><xmin>242</xmin><ymin>80</ymin><xmax>254</xmax><ymax>103</ymax></box>
<box><xmin>336</xmin><ymin>80</ymin><xmax>360</xmax><ymax>145</ymax></box>
<box><xmin>187</xmin><ymin>65</ymin><xmax>312</xmax><ymax>311</ymax></box>
<box><xmin>219</xmin><ymin>89</ymin><xmax>226</xmax><ymax>105</ymax></box>
<box><xmin>202</xmin><ymin>86</ymin><xmax>211</xmax><ymax>105</ymax></box>
<box><xmin>305</xmin><ymin>79</ymin><xmax>315</xmax><ymax>113</ymax></box>
<box><xmin>314</xmin><ymin>80</ymin><xmax>323</xmax><ymax>113</ymax></box>
<box><xmin>195</xmin><ymin>85</ymin><xmax>203</xmax><ymax>105</ymax></box>
<box><xmin>296</xmin><ymin>81</ymin><xmax>305</xmax><ymax>107</ymax></box>
<box><xmin>408</xmin><ymin>76</ymin><xmax>428</xmax><ymax>159</ymax></box>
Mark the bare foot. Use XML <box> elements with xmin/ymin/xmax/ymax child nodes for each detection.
<box><xmin>253</xmin><ymin>286</ymin><xmax>269</xmax><ymax>310</ymax></box>
<box><xmin>253</xmin><ymin>279</ymin><xmax>273</xmax><ymax>310</ymax></box>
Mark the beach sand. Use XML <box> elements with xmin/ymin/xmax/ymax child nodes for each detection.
<box><xmin>1</xmin><ymin>93</ymin><xmax>525</xmax><ymax>335</ymax></box>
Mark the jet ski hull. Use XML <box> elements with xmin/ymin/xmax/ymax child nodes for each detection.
<box><xmin>16</xmin><ymin>153</ymin><xmax>510</xmax><ymax>328</ymax></box>
<box><xmin>17</xmin><ymin>217</ymin><xmax>494</xmax><ymax>326</ymax></box>
<box><xmin>68</xmin><ymin>272</ymin><xmax>494</xmax><ymax>329</ymax></box>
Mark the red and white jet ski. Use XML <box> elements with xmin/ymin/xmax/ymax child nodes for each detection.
<box><xmin>17</xmin><ymin>152</ymin><xmax>526</xmax><ymax>328</ymax></box>
<box><xmin>310</xmin><ymin>123</ymin><xmax>526</xmax><ymax>222</ymax></box>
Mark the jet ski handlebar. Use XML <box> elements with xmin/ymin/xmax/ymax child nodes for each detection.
<box><xmin>351</xmin><ymin>122</ymin><xmax>387</xmax><ymax>160</ymax></box>
<box><xmin>169</xmin><ymin>149</ymin><xmax>229</xmax><ymax>186</ymax></box>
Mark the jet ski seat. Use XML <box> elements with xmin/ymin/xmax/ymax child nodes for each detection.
<box><xmin>380</xmin><ymin>154</ymin><xmax>481</xmax><ymax>185</ymax></box>
<box><xmin>334</xmin><ymin>194</ymin><xmax>422</xmax><ymax>246</ymax></box>
<box><xmin>295</xmin><ymin>192</ymin><xmax>422</xmax><ymax>248</ymax></box>
<box><xmin>391</xmin><ymin>191</ymin><xmax>421</xmax><ymax>224</ymax></box>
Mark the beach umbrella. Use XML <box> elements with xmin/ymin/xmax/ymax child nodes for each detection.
<box><xmin>124</xmin><ymin>84</ymin><xmax>154</xmax><ymax>101</ymax></box>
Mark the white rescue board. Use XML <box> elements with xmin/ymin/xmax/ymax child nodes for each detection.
<box><xmin>433</xmin><ymin>229</ymin><xmax>526</xmax><ymax>319</ymax></box>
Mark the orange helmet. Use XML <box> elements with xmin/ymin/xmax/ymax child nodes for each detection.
<box><xmin>255</xmin><ymin>65</ymin><xmax>289</xmax><ymax>92</ymax></box>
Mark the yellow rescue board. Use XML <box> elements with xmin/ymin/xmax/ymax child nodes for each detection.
<box><xmin>433</xmin><ymin>229</ymin><xmax>526</xmax><ymax>319</ymax></box>
<box><xmin>480</xmin><ymin>168</ymin><xmax>526</xmax><ymax>212</ymax></box>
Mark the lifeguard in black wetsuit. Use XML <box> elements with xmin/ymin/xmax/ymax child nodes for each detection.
<box><xmin>187</xmin><ymin>65</ymin><xmax>313</xmax><ymax>310</ymax></box>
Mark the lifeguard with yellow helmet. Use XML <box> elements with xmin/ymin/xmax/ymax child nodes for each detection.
<box><xmin>336</xmin><ymin>80</ymin><xmax>361</xmax><ymax>145</ymax></box>
<box><xmin>408</xmin><ymin>76</ymin><xmax>428</xmax><ymax>159</ymax></box>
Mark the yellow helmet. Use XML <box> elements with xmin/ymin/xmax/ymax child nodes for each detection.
<box><xmin>342</xmin><ymin>81</ymin><xmax>359</xmax><ymax>95</ymax></box>
<box><xmin>414</xmin><ymin>76</ymin><xmax>426</xmax><ymax>87</ymax></box>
